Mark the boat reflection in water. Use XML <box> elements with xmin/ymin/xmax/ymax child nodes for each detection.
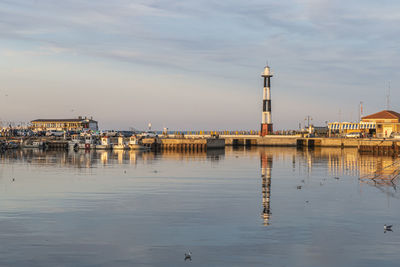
<box><xmin>0</xmin><ymin>148</ymin><xmax>225</xmax><ymax>169</ymax></box>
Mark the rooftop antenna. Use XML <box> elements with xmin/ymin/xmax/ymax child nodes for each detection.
<box><xmin>386</xmin><ymin>81</ymin><xmax>391</xmax><ymax>110</ymax></box>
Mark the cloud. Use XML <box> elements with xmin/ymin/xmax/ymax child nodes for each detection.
<box><xmin>1</xmin><ymin>0</ymin><xmax>400</xmax><ymax>128</ymax></box>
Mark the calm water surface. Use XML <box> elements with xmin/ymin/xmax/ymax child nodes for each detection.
<box><xmin>0</xmin><ymin>147</ymin><xmax>400</xmax><ymax>266</ymax></box>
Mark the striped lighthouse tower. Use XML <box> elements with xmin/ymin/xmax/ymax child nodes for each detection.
<box><xmin>261</xmin><ymin>65</ymin><xmax>273</xmax><ymax>136</ymax></box>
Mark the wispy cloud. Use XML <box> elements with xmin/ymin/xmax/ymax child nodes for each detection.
<box><xmin>1</xmin><ymin>0</ymin><xmax>400</xmax><ymax>128</ymax></box>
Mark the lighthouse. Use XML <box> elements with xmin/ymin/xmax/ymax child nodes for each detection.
<box><xmin>261</xmin><ymin>65</ymin><xmax>273</xmax><ymax>136</ymax></box>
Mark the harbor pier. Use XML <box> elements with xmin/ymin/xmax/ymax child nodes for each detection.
<box><xmin>142</xmin><ymin>137</ymin><xmax>225</xmax><ymax>151</ymax></box>
<box><xmin>2</xmin><ymin>135</ymin><xmax>400</xmax><ymax>156</ymax></box>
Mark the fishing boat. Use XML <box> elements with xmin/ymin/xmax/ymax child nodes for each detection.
<box><xmin>129</xmin><ymin>135</ymin><xmax>149</xmax><ymax>150</ymax></box>
<box><xmin>113</xmin><ymin>136</ymin><xmax>129</xmax><ymax>150</ymax></box>
<box><xmin>96</xmin><ymin>136</ymin><xmax>112</xmax><ymax>150</ymax></box>
<box><xmin>68</xmin><ymin>134</ymin><xmax>82</xmax><ymax>150</ymax></box>
<box><xmin>22</xmin><ymin>141</ymin><xmax>45</xmax><ymax>149</ymax></box>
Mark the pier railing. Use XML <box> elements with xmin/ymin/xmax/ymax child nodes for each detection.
<box><xmin>164</xmin><ymin>130</ymin><xmax>299</xmax><ymax>136</ymax></box>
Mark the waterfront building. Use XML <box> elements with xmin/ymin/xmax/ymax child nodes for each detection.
<box><xmin>328</xmin><ymin>110</ymin><xmax>400</xmax><ymax>138</ymax></box>
<box><xmin>328</xmin><ymin>121</ymin><xmax>376</xmax><ymax>136</ymax></box>
<box><xmin>361</xmin><ymin>110</ymin><xmax>400</xmax><ymax>138</ymax></box>
<box><xmin>31</xmin><ymin>116</ymin><xmax>98</xmax><ymax>132</ymax></box>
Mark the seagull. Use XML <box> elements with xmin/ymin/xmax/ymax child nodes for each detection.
<box><xmin>184</xmin><ymin>250</ymin><xmax>192</xmax><ymax>261</ymax></box>
<box><xmin>384</xmin><ymin>224</ymin><xmax>393</xmax><ymax>233</ymax></box>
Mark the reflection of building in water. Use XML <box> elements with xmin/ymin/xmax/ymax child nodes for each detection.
<box><xmin>326</xmin><ymin>148</ymin><xmax>360</xmax><ymax>177</ymax></box>
<box><xmin>324</xmin><ymin>148</ymin><xmax>399</xmax><ymax>179</ymax></box>
<box><xmin>323</xmin><ymin>148</ymin><xmax>400</xmax><ymax>192</ymax></box>
<box><xmin>260</xmin><ymin>152</ymin><xmax>272</xmax><ymax>226</ymax></box>
<box><xmin>358</xmin><ymin>156</ymin><xmax>400</xmax><ymax>189</ymax></box>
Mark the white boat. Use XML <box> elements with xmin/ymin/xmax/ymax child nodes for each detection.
<box><xmin>113</xmin><ymin>136</ymin><xmax>129</xmax><ymax>150</ymax></box>
<box><xmin>139</xmin><ymin>131</ymin><xmax>158</xmax><ymax>138</ymax></box>
<box><xmin>68</xmin><ymin>134</ymin><xmax>82</xmax><ymax>150</ymax></box>
<box><xmin>129</xmin><ymin>136</ymin><xmax>149</xmax><ymax>150</ymax></box>
<box><xmin>23</xmin><ymin>141</ymin><xmax>45</xmax><ymax>149</ymax></box>
<box><xmin>69</xmin><ymin>134</ymin><xmax>97</xmax><ymax>150</ymax></box>
<box><xmin>96</xmin><ymin>136</ymin><xmax>112</xmax><ymax>150</ymax></box>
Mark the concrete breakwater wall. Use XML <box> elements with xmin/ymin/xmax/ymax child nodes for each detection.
<box><xmin>2</xmin><ymin>135</ymin><xmax>399</xmax><ymax>155</ymax></box>
<box><xmin>224</xmin><ymin>136</ymin><xmax>298</xmax><ymax>146</ymax></box>
<box><xmin>297</xmin><ymin>138</ymin><xmax>400</xmax><ymax>148</ymax></box>
<box><xmin>223</xmin><ymin>135</ymin><xmax>399</xmax><ymax>147</ymax></box>
<box><xmin>223</xmin><ymin>136</ymin><xmax>400</xmax><ymax>155</ymax></box>
<box><xmin>156</xmin><ymin>138</ymin><xmax>225</xmax><ymax>151</ymax></box>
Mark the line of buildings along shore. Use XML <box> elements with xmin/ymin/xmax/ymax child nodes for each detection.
<box><xmin>2</xmin><ymin>65</ymin><xmax>400</xmax><ymax>139</ymax></box>
<box><xmin>25</xmin><ymin>108</ymin><xmax>400</xmax><ymax>139</ymax></box>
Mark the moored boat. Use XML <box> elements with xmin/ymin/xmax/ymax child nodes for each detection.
<box><xmin>68</xmin><ymin>134</ymin><xmax>82</xmax><ymax>150</ymax></box>
<box><xmin>78</xmin><ymin>135</ymin><xmax>97</xmax><ymax>150</ymax></box>
<box><xmin>113</xmin><ymin>135</ymin><xmax>129</xmax><ymax>150</ymax></box>
<box><xmin>129</xmin><ymin>135</ymin><xmax>149</xmax><ymax>150</ymax></box>
<box><xmin>96</xmin><ymin>136</ymin><xmax>112</xmax><ymax>150</ymax></box>
<box><xmin>23</xmin><ymin>140</ymin><xmax>45</xmax><ymax>149</ymax></box>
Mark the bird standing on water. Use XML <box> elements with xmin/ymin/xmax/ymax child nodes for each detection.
<box><xmin>184</xmin><ymin>250</ymin><xmax>192</xmax><ymax>261</ymax></box>
<box><xmin>384</xmin><ymin>224</ymin><xmax>393</xmax><ymax>233</ymax></box>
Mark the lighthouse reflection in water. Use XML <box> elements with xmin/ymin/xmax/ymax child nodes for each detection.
<box><xmin>260</xmin><ymin>151</ymin><xmax>272</xmax><ymax>225</ymax></box>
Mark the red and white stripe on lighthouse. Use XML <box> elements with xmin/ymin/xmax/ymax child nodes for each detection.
<box><xmin>261</xmin><ymin>65</ymin><xmax>273</xmax><ymax>136</ymax></box>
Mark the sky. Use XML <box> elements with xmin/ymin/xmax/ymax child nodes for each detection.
<box><xmin>0</xmin><ymin>0</ymin><xmax>400</xmax><ymax>131</ymax></box>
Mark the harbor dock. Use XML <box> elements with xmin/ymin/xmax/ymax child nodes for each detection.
<box><xmin>2</xmin><ymin>134</ymin><xmax>400</xmax><ymax>156</ymax></box>
<box><xmin>141</xmin><ymin>137</ymin><xmax>224</xmax><ymax>151</ymax></box>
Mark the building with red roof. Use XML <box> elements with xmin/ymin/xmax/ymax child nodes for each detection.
<box><xmin>328</xmin><ymin>110</ymin><xmax>400</xmax><ymax>138</ymax></box>
<box><xmin>361</xmin><ymin>110</ymin><xmax>400</xmax><ymax>138</ymax></box>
